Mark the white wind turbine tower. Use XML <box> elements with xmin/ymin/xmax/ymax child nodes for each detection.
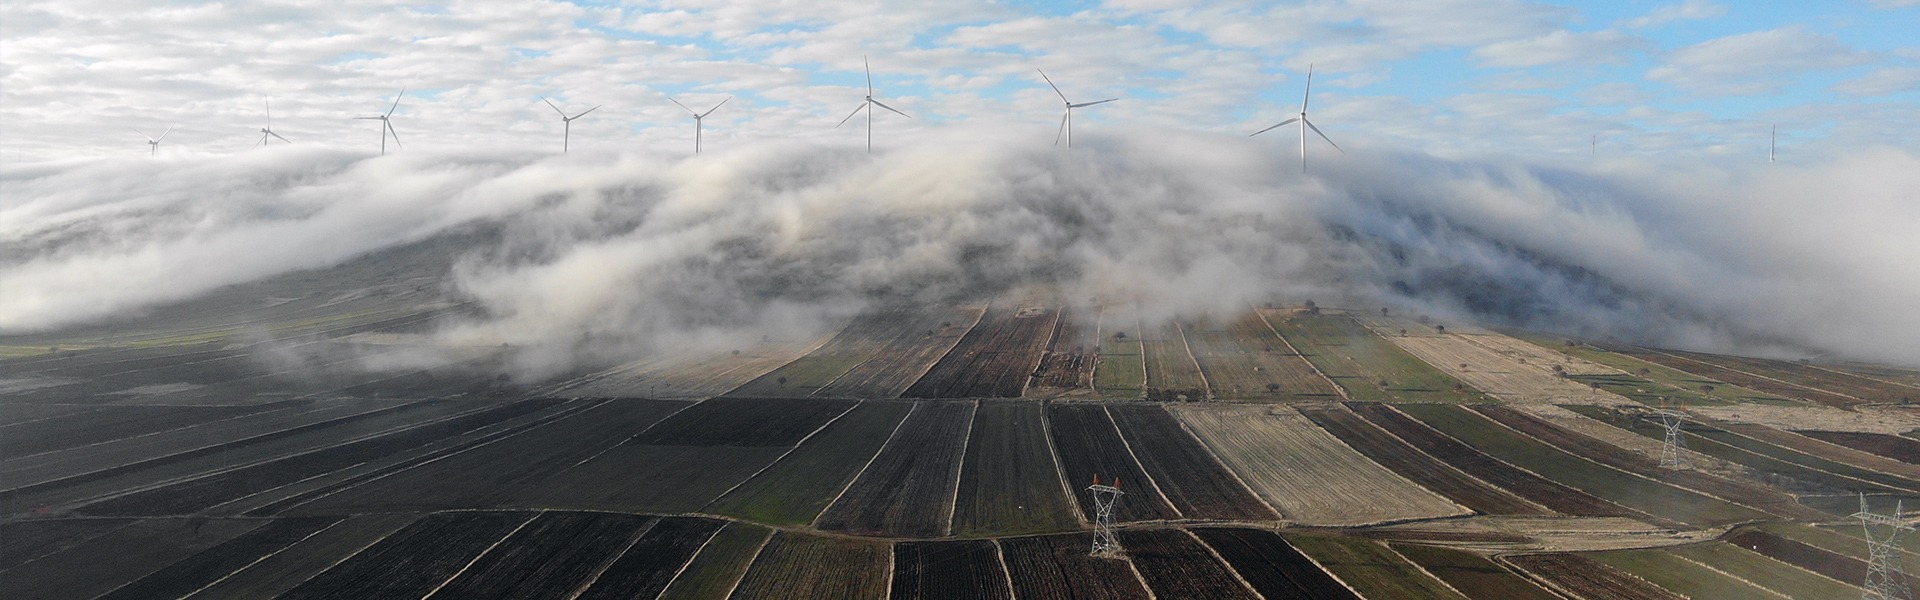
<box><xmin>134</xmin><ymin>126</ymin><xmax>172</xmax><ymax>156</ymax></box>
<box><xmin>1251</xmin><ymin>64</ymin><xmax>1343</xmax><ymax>173</ymax></box>
<box><xmin>1769</xmin><ymin>124</ymin><xmax>1776</xmax><ymax>163</ymax></box>
<box><xmin>835</xmin><ymin>56</ymin><xmax>911</xmax><ymax>153</ymax></box>
<box><xmin>667</xmin><ymin>95</ymin><xmax>730</xmax><ymax>154</ymax></box>
<box><xmin>356</xmin><ymin>87</ymin><xmax>405</xmax><ymax>155</ymax></box>
<box><xmin>1037</xmin><ymin>69</ymin><xmax>1116</xmax><ymax>148</ymax></box>
<box><xmin>542</xmin><ymin>97</ymin><xmax>600</xmax><ymax>153</ymax></box>
<box><xmin>256</xmin><ymin>100</ymin><xmax>291</xmax><ymax>147</ymax></box>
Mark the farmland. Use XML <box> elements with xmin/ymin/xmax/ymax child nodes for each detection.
<box><xmin>1725</xmin><ymin>528</ymin><xmax>1870</xmax><ymax>585</ymax></box>
<box><xmin>1388</xmin><ymin>542</ymin><xmax>1562</xmax><ymax>600</ymax></box>
<box><xmin>1176</xmin><ymin>404</ymin><xmax>1467</xmax><ymax>525</ymax></box>
<box><xmin>1602</xmin><ymin>344</ymin><xmax>1864</xmax><ymax>407</ymax></box>
<box><xmin>1296</xmin><ymin>404</ymin><xmax>1551</xmax><ymax>515</ymax></box>
<box><xmin>280</xmin><ymin>511</ymin><xmax>533</xmax><ymax>599</ymax></box>
<box><xmin>1028</xmin><ymin>308</ymin><xmax>1097</xmax><ymax>395</ymax></box>
<box><xmin>631</xmin><ymin>397</ymin><xmax>855</xmax><ymax>446</ymax></box>
<box><xmin>903</xmin><ymin>305</ymin><xmax>1058</xmax><ymax>398</ymax></box>
<box><xmin>1504</xmin><ymin>553</ymin><xmax>1687</xmax><ymax>600</ymax></box>
<box><xmin>950</xmin><ymin>401</ymin><xmax>1082</xmax><ymax>536</ymax></box>
<box><xmin>93</xmin><ymin>516</ymin><xmax>343</xmax><ymax>600</ymax></box>
<box><xmin>818</xmin><ymin>306</ymin><xmax>985</xmax><ymax>398</ymax></box>
<box><xmin>525</xmin><ymin>444</ymin><xmax>791</xmax><ymax>514</ymax></box>
<box><xmin>1508</xmin><ymin>331</ymin><xmax>1793</xmax><ymax>405</ymax></box>
<box><xmin>574</xmin><ymin>517</ymin><xmax>724</xmax><ymax>600</ymax></box>
<box><xmin>727</xmin><ymin>306</ymin><xmax>979</xmax><ymax>398</ymax></box>
<box><xmin>563</xmin><ymin>332</ymin><xmax>831</xmax><ymax>399</ymax></box>
<box><xmin>183</xmin><ymin>513</ymin><xmax>420</xmax><ymax>599</ymax></box>
<box><xmin>891</xmin><ymin>539</ymin><xmax>1014</xmax><ymax>600</ymax></box>
<box><xmin>429</xmin><ymin>511</ymin><xmax>655</xmax><ymax>598</ymax></box>
<box><xmin>1092</xmin><ymin>308</ymin><xmax>1146</xmax><ymax>396</ymax></box>
<box><xmin>1590</xmin><ymin>547</ymin><xmax>1786</xmax><ymax>599</ymax></box>
<box><xmin>1564</xmin><ymin>404</ymin><xmax>1920</xmax><ymax>496</ymax></box>
<box><xmin>1140</xmin><ymin>322</ymin><xmax>1209</xmax><ymax>400</ymax></box>
<box><xmin>1350</xmin><ymin>402</ymin><xmax>1634</xmax><ymax>518</ymax></box>
<box><xmin>1798</xmin><ymin>429</ymin><xmax>1920</xmax><ymax>463</ymax></box>
<box><xmin>1283</xmin><ymin>533</ymin><xmax>1466</xmax><ymax>599</ymax></box>
<box><xmin>1045</xmin><ymin>403</ymin><xmax>1179</xmax><ymax>522</ymax></box>
<box><xmin>1192</xmin><ymin>527</ymin><xmax>1359</xmax><ymax>600</ymax></box>
<box><xmin>1106</xmin><ymin>404</ymin><xmax>1277</xmax><ymax>521</ymax></box>
<box><xmin>656</xmin><ymin>522</ymin><xmax>771</xmax><ymax>600</ymax></box>
<box><xmin>726</xmin><ymin>531</ymin><xmax>889</xmax><ymax>600</ymax></box>
<box><xmin>1667</xmin><ymin>541</ymin><xmax>1866</xmax><ymax>599</ymax></box>
<box><xmin>1670</xmin><ymin>349</ymin><xmax>1916</xmax><ymax>403</ymax></box>
<box><xmin>1116</xmin><ymin>528</ymin><xmax>1260</xmax><ymax>599</ymax></box>
<box><xmin>1711</xmin><ymin>419</ymin><xmax>1920</xmax><ymax>483</ymax></box>
<box><xmin>1183</xmin><ymin>314</ymin><xmax>1342</xmax><ymax>401</ymax></box>
<box><xmin>706</xmin><ymin>401</ymin><xmax>914</xmax><ymax>525</ymax></box>
<box><xmin>814</xmin><ymin>400</ymin><xmax>975</xmax><ymax>537</ymax></box>
<box><xmin>1264</xmin><ymin>309</ymin><xmax>1486</xmax><ymax>403</ymax></box>
<box><xmin>1369</xmin><ymin>320</ymin><xmax>1626</xmax><ymax>405</ymax></box>
<box><xmin>0</xmin><ymin>517</ymin><xmax>266</xmax><ymax>599</ymax></box>
<box><xmin>997</xmin><ymin>533</ymin><xmax>1152</xmax><ymax>600</ymax></box>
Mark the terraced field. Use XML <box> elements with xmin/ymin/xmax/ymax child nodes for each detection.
<box><xmin>1264</xmin><ymin>309</ymin><xmax>1486</xmax><ymax>402</ymax></box>
<box><xmin>1183</xmin><ymin>314</ymin><xmax>1342</xmax><ymax>400</ymax></box>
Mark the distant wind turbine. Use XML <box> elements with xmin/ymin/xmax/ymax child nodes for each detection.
<box><xmin>355</xmin><ymin>87</ymin><xmax>405</xmax><ymax>155</ymax></box>
<box><xmin>1037</xmin><ymin>69</ymin><xmax>1116</xmax><ymax>149</ymax></box>
<box><xmin>256</xmin><ymin>100</ymin><xmax>291</xmax><ymax>147</ymax></box>
<box><xmin>134</xmin><ymin>126</ymin><xmax>172</xmax><ymax>156</ymax></box>
<box><xmin>835</xmin><ymin>56</ymin><xmax>910</xmax><ymax>153</ymax></box>
<box><xmin>667</xmin><ymin>95</ymin><xmax>730</xmax><ymax>154</ymax></box>
<box><xmin>1250</xmin><ymin>64</ymin><xmax>1343</xmax><ymax>173</ymax></box>
<box><xmin>1769</xmin><ymin>124</ymin><xmax>1776</xmax><ymax>163</ymax></box>
<box><xmin>542</xmin><ymin>97</ymin><xmax>600</xmax><ymax>153</ymax></box>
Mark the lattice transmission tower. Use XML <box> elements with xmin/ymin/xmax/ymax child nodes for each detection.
<box><xmin>1854</xmin><ymin>494</ymin><xmax>1915</xmax><ymax>600</ymax></box>
<box><xmin>1088</xmin><ymin>474</ymin><xmax>1125</xmax><ymax>558</ymax></box>
<box><xmin>1654</xmin><ymin>402</ymin><xmax>1690</xmax><ymax>469</ymax></box>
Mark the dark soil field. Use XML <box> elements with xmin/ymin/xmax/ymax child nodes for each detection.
<box><xmin>430</xmin><ymin>511</ymin><xmax>654</xmax><ymax>599</ymax></box>
<box><xmin>280</xmin><ymin>511</ymin><xmax>532</xmax><ymax>599</ymax></box>
<box><xmin>816</xmin><ymin>306</ymin><xmax>984</xmax><ymax>398</ymax></box>
<box><xmin>1472</xmin><ymin>405</ymin><xmax>1828</xmax><ymax>520</ymax></box>
<box><xmin>707</xmin><ymin>401</ymin><xmax>915</xmax><ymax>525</ymax></box>
<box><xmin>997</xmin><ymin>532</ymin><xmax>1152</xmax><ymax>600</ymax></box>
<box><xmin>1045</xmin><ymin>403</ymin><xmax>1178</xmax><ymax>522</ymax></box>
<box><xmin>0</xmin><ymin>517</ymin><xmax>265</xmax><ymax>599</ymax></box>
<box><xmin>1400</xmin><ymin>403</ymin><xmax>1766</xmax><ymax>527</ymax></box>
<box><xmin>1296</xmin><ymin>404</ymin><xmax>1550</xmax><ymax>516</ymax></box>
<box><xmin>1504</xmin><ymin>553</ymin><xmax>1686</xmax><ymax>600</ymax></box>
<box><xmin>630</xmin><ymin>397</ymin><xmax>855</xmax><ymax>446</ymax></box>
<box><xmin>1388</xmin><ymin>542</ymin><xmax>1562</xmax><ymax>600</ymax></box>
<box><xmin>727</xmin><ymin>531</ymin><xmax>889</xmax><ymax>600</ymax></box>
<box><xmin>1029</xmin><ymin>308</ymin><xmax>1096</xmax><ymax>393</ymax></box>
<box><xmin>1106</xmin><ymin>404</ymin><xmax>1277</xmax><ymax>521</ymax></box>
<box><xmin>1</xmin><ymin>403</ymin><xmax>281</xmax><ymax>458</ymax></box>
<box><xmin>527</xmin><ymin>444</ymin><xmax>791</xmax><ymax>514</ymax></box>
<box><xmin>1116</xmin><ymin>528</ymin><xmax>1259</xmax><ymax>599</ymax></box>
<box><xmin>0</xmin><ymin>517</ymin><xmax>137</xmax><ymax>570</ymax></box>
<box><xmin>950</xmin><ymin>401</ymin><xmax>1082</xmax><ymax>536</ymax></box>
<box><xmin>1183</xmin><ymin>314</ymin><xmax>1342</xmax><ymax>400</ymax></box>
<box><xmin>903</xmin><ymin>305</ymin><xmax>1058</xmax><ymax>398</ymax></box>
<box><xmin>94</xmin><ymin>516</ymin><xmax>344</xmax><ymax>600</ymax></box>
<box><xmin>1714</xmin><ymin>420</ymin><xmax>1920</xmax><ymax>484</ymax></box>
<box><xmin>184</xmin><ymin>513</ymin><xmax>420</xmax><ymax>599</ymax></box>
<box><xmin>1565</xmin><ymin>404</ymin><xmax>1916</xmax><ymax>495</ymax></box>
<box><xmin>656</xmin><ymin>522</ymin><xmax>771</xmax><ymax>600</ymax></box>
<box><xmin>78</xmin><ymin>398</ymin><xmax>568</xmax><ymax>516</ymax></box>
<box><xmin>1284</xmin><ymin>534</ymin><xmax>1464</xmax><ymax>599</ymax></box>
<box><xmin>1191</xmin><ymin>527</ymin><xmax>1359</xmax><ymax>600</ymax></box>
<box><xmin>575</xmin><ymin>517</ymin><xmax>726</xmax><ymax>600</ymax></box>
<box><xmin>891</xmin><ymin>539</ymin><xmax>1014</xmax><ymax>600</ymax></box>
<box><xmin>1799</xmin><ymin>429</ymin><xmax>1920</xmax><ymax>464</ymax></box>
<box><xmin>1350</xmin><ymin>403</ymin><xmax>1633</xmax><ymax>518</ymax></box>
<box><xmin>814</xmin><ymin>400</ymin><xmax>974</xmax><ymax>537</ymax></box>
<box><xmin>1725</xmin><ymin>529</ymin><xmax>1872</xmax><ymax>586</ymax></box>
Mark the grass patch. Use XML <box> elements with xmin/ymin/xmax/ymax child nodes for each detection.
<box><xmin>1590</xmin><ymin>548</ymin><xmax>1780</xmax><ymax>599</ymax></box>
<box><xmin>705</xmin><ymin>401</ymin><xmax>914</xmax><ymax>526</ymax></box>
<box><xmin>1270</xmin><ymin>310</ymin><xmax>1486</xmax><ymax>403</ymax></box>
<box><xmin>1508</xmin><ymin>331</ymin><xmax>1797</xmax><ymax>406</ymax></box>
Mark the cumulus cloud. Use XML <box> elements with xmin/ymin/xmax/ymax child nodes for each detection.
<box><xmin>5</xmin><ymin>130</ymin><xmax>1917</xmax><ymax>380</ymax></box>
<box><xmin>1626</xmin><ymin>0</ymin><xmax>1727</xmax><ymax>29</ymax></box>
<box><xmin>1648</xmin><ymin>27</ymin><xmax>1871</xmax><ymax>95</ymax></box>
<box><xmin>1833</xmin><ymin>66</ymin><xmax>1920</xmax><ymax>96</ymax></box>
<box><xmin>1473</xmin><ymin>30</ymin><xmax>1645</xmax><ymax>68</ymax></box>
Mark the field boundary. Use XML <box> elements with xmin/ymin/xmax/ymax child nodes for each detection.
<box><xmin>417</xmin><ymin>512</ymin><xmax>538</xmax><ymax>599</ymax></box>
<box><xmin>1101</xmin><ymin>406</ymin><xmax>1183</xmax><ymax>519</ymax></box>
<box><xmin>809</xmin><ymin>402</ymin><xmax>920</xmax><ymax>529</ymax></box>
<box><xmin>1038</xmin><ymin>401</ymin><xmax>1090</xmax><ymax>525</ymax></box>
<box><xmin>701</xmin><ymin>401</ymin><xmax>863</xmax><ymax>507</ymax></box>
<box><xmin>1253</xmin><ymin>306</ymin><xmax>1352</xmax><ymax>400</ymax></box>
<box><xmin>1171</xmin><ymin>322</ymin><xmax>1213</xmax><ymax>399</ymax></box>
<box><xmin>941</xmin><ymin>400</ymin><xmax>981</xmax><ymax>536</ymax></box>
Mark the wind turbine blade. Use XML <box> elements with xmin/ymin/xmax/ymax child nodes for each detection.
<box><xmin>1249</xmin><ymin>118</ymin><xmax>1300</xmax><ymax>137</ymax></box>
<box><xmin>387</xmin><ymin>87</ymin><xmax>405</xmax><ymax>116</ymax></box>
<box><xmin>1055</xmin><ymin>112</ymin><xmax>1068</xmax><ymax>146</ymax></box>
<box><xmin>667</xmin><ymin>96</ymin><xmax>696</xmax><ymax>115</ymax></box>
<box><xmin>699</xmin><ymin>96</ymin><xmax>732</xmax><ymax>118</ymax></box>
<box><xmin>543</xmin><ymin>97</ymin><xmax>568</xmax><ymax>118</ymax></box>
<box><xmin>355</xmin><ymin>116</ymin><xmax>381</xmax><ymax>120</ymax></box>
<box><xmin>270</xmin><ymin>131</ymin><xmax>292</xmax><ymax>143</ymax></box>
<box><xmin>573</xmin><ymin>105</ymin><xmax>601</xmax><ymax>119</ymax></box>
<box><xmin>156</xmin><ymin>126</ymin><xmax>173</xmax><ymax>142</ymax></box>
<box><xmin>870</xmin><ymin>98</ymin><xmax>910</xmax><ymax>119</ymax></box>
<box><xmin>835</xmin><ymin>102</ymin><xmax>868</xmax><ymax>128</ymax></box>
<box><xmin>254</xmin><ymin>135</ymin><xmax>265</xmax><ymax>149</ymax></box>
<box><xmin>864</xmin><ymin>55</ymin><xmax>873</xmax><ymax>95</ymax></box>
<box><xmin>385</xmin><ymin>121</ymin><xmax>402</xmax><ymax>147</ymax></box>
<box><xmin>1072</xmin><ymin>98</ymin><xmax>1117</xmax><ymax>108</ymax></box>
<box><xmin>1302</xmin><ymin>63</ymin><xmax>1314</xmax><ymax>112</ymax></box>
<box><xmin>265</xmin><ymin>99</ymin><xmax>272</xmax><ymax>129</ymax></box>
<box><xmin>133</xmin><ymin>129</ymin><xmax>150</xmax><ymax>140</ymax></box>
<box><xmin>1037</xmin><ymin>69</ymin><xmax>1069</xmax><ymax>103</ymax></box>
<box><xmin>1304</xmin><ymin>119</ymin><xmax>1343</xmax><ymax>154</ymax></box>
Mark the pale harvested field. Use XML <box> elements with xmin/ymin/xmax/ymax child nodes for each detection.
<box><xmin>1366</xmin><ymin>320</ymin><xmax>1628</xmax><ymax>405</ymax></box>
<box><xmin>1365</xmin><ymin>515</ymin><xmax>1721</xmax><ymax>553</ymax></box>
<box><xmin>1512</xmin><ymin>404</ymin><xmax>1745</xmax><ymax>477</ymax></box>
<box><xmin>1458</xmin><ymin>333</ymin><xmax>1621</xmax><ymax>377</ymax></box>
<box><xmin>560</xmin><ymin>333</ymin><xmax>833</xmax><ymax>399</ymax></box>
<box><xmin>1693</xmin><ymin>403</ymin><xmax>1920</xmax><ymax>434</ymax></box>
<box><xmin>1174</xmin><ymin>404</ymin><xmax>1467</xmax><ymax>525</ymax></box>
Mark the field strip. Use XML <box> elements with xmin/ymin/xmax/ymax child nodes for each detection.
<box><xmin>647</xmin><ymin>521</ymin><xmax>722</xmax><ymax>600</ymax></box>
<box><xmin>1471</xmin><ymin>406</ymin><xmax>1777</xmax><ymax>513</ymax></box>
<box><xmin>5</xmin><ymin>402</ymin><xmax>307</xmax><ymax>464</ymax></box>
<box><xmin>1381</xmin><ymin>543</ymin><xmax>1474</xmax><ymax>600</ymax></box>
<box><xmin>1693</xmin><ymin>417</ymin><xmax>1920</xmax><ymax>493</ymax></box>
<box><xmin>896</xmin><ymin>303</ymin><xmax>992</xmax><ymax>397</ymax></box>
<box><xmin>561</xmin><ymin>400</ymin><xmax>703</xmax><ymax>471</ymax></box>
<box><xmin>265</xmin><ymin>515</ymin><xmax>420</xmax><ymax>595</ymax></box>
<box><xmin>713</xmin><ymin>529</ymin><xmax>775</xmax><ymax>600</ymax></box>
<box><xmin>1807</xmin><ymin>362</ymin><xmax>1920</xmax><ymax>391</ymax></box>
<box><xmin>1647</xmin><ymin>348</ymin><xmax>1860</xmax><ymax>402</ymax></box>
<box><xmin>942</xmin><ymin>399</ymin><xmax>980</xmax><ymax>536</ymax></box>
<box><xmin>809</xmin><ymin>402</ymin><xmax>919</xmax><ymax>529</ymax></box>
<box><xmin>1251</xmin><ymin>304</ymin><xmax>1350</xmax><ymax>400</ymax></box>
<box><xmin>987</xmin><ymin>540</ymin><xmax>1020</xmax><ymax>600</ymax></box>
<box><xmin>1168</xmin><ymin>407</ymin><xmax>1286</xmax><ymax>519</ymax></box>
<box><xmin>1172</xmin><ymin>321</ymin><xmax>1212</xmax><ymax>398</ymax></box>
<box><xmin>1184</xmin><ymin>529</ymin><xmax>1265</xmax><ymax>597</ymax></box>
<box><xmin>1667</xmin><ymin>551</ymin><xmax>1794</xmax><ymax>600</ymax></box>
<box><xmin>1101</xmin><ymin>406</ymin><xmax>1183</xmax><ymax>519</ymax></box>
<box><xmin>419</xmin><ymin>512</ymin><xmax>538</xmax><ymax>599</ymax></box>
<box><xmin>1012</xmin><ymin>309</ymin><xmax>1062</xmax><ymax>398</ymax></box>
<box><xmin>561</xmin><ymin>518</ymin><xmax>659</xmax><ymax>600</ymax></box>
<box><xmin>165</xmin><ymin>518</ymin><xmax>350</xmax><ymax>600</ymax></box>
<box><xmin>702</xmin><ymin>401</ymin><xmax>861</xmax><ymax>507</ymax></box>
<box><xmin>1039</xmin><ymin>401</ymin><xmax>1089</xmax><ymax>524</ymax></box>
<box><xmin>1283</xmin><ymin>535</ymin><xmax>1368</xmax><ymax>600</ymax></box>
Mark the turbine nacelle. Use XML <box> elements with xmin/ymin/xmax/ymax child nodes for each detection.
<box><xmin>1037</xmin><ymin>68</ymin><xmax>1116</xmax><ymax>148</ymax></box>
<box><xmin>836</xmin><ymin>56</ymin><xmax>910</xmax><ymax>153</ymax></box>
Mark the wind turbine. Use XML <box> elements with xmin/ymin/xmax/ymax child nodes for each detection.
<box><xmin>1250</xmin><ymin>64</ymin><xmax>1343</xmax><ymax>173</ymax></box>
<box><xmin>1037</xmin><ymin>69</ymin><xmax>1116</xmax><ymax>148</ymax></box>
<box><xmin>667</xmin><ymin>95</ymin><xmax>730</xmax><ymax>154</ymax></box>
<box><xmin>256</xmin><ymin>100</ymin><xmax>291</xmax><ymax>147</ymax></box>
<box><xmin>134</xmin><ymin>126</ymin><xmax>172</xmax><ymax>156</ymax></box>
<box><xmin>356</xmin><ymin>87</ymin><xmax>405</xmax><ymax>155</ymax></box>
<box><xmin>835</xmin><ymin>56</ymin><xmax>910</xmax><ymax>153</ymax></box>
<box><xmin>1769</xmin><ymin>124</ymin><xmax>1776</xmax><ymax>163</ymax></box>
<box><xmin>542</xmin><ymin>97</ymin><xmax>600</xmax><ymax>153</ymax></box>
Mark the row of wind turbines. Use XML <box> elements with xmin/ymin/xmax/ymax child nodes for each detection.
<box><xmin>133</xmin><ymin>60</ymin><xmax>1350</xmax><ymax>171</ymax></box>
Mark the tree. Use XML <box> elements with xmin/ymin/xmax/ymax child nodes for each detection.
<box><xmin>1434</xmin><ymin>324</ymin><xmax>1445</xmax><ymax>333</ymax></box>
<box><xmin>1267</xmin><ymin>383</ymin><xmax>1281</xmax><ymax>394</ymax></box>
<box><xmin>777</xmin><ymin>376</ymin><xmax>789</xmax><ymax>386</ymax></box>
<box><xmin>1381</xmin><ymin>307</ymin><xmax>1390</xmax><ymax>316</ymax></box>
<box><xmin>1114</xmin><ymin>331</ymin><xmax>1127</xmax><ymax>340</ymax></box>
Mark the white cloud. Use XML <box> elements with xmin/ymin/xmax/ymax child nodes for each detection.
<box><xmin>1832</xmin><ymin>66</ymin><xmax>1920</xmax><ymax>96</ymax></box>
<box><xmin>1648</xmin><ymin>27</ymin><xmax>1871</xmax><ymax>95</ymax></box>
<box><xmin>1626</xmin><ymin>0</ymin><xmax>1727</xmax><ymax>29</ymax></box>
<box><xmin>1473</xmin><ymin>30</ymin><xmax>1646</xmax><ymax>67</ymax></box>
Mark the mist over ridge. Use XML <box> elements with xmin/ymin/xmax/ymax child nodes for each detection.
<box><xmin>3</xmin><ymin>129</ymin><xmax>1915</xmax><ymax>379</ymax></box>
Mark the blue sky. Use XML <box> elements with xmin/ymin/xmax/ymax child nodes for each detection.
<box><xmin>2</xmin><ymin>0</ymin><xmax>1915</xmax><ymax>161</ymax></box>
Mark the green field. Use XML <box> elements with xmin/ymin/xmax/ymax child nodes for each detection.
<box><xmin>1093</xmin><ymin>331</ymin><xmax>1144</xmax><ymax>395</ymax></box>
<box><xmin>705</xmin><ymin>401</ymin><xmax>915</xmax><ymax>525</ymax></box>
<box><xmin>1508</xmin><ymin>331</ymin><xmax>1797</xmax><ymax>406</ymax></box>
<box><xmin>1561</xmin><ymin>405</ymin><xmax>1920</xmax><ymax>496</ymax></box>
<box><xmin>1396</xmin><ymin>404</ymin><xmax>1770</xmax><ymax>527</ymax></box>
<box><xmin>1269</xmin><ymin>310</ymin><xmax>1487</xmax><ymax>403</ymax></box>
<box><xmin>950</xmin><ymin>401</ymin><xmax>1082</xmax><ymax>536</ymax></box>
<box><xmin>1590</xmin><ymin>548</ymin><xmax>1784</xmax><ymax>599</ymax></box>
<box><xmin>1668</xmin><ymin>541</ymin><xmax>1865</xmax><ymax>599</ymax></box>
<box><xmin>1388</xmin><ymin>543</ymin><xmax>1561</xmax><ymax>600</ymax></box>
<box><xmin>724</xmin><ymin>355</ymin><xmax>868</xmax><ymax>397</ymax></box>
<box><xmin>1142</xmin><ymin>322</ymin><xmax>1209</xmax><ymax>399</ymax></box>
<box><xmin>1285</xmin><ymin>534</ymin><xmax>1465</xmax><ymax>600</ymax></box>
<box><xmin>657</xmin><ymin>522</ymin><xmax>772</xmax><ymax>600</ymax></box>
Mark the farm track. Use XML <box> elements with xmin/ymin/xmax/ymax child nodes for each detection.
<box><xmin>903</xmin><ymin>306</ymin><xmax>1057</xmax><ymax>398</ymax></box>
<box><xmin>814</xmin><ymin>401</ymin><xmax>975</xmax><ymax>537</ymax></box>
<box><xmin>1349</xmin><ymin>403</ymin><xmax>1634</xmax><ymax>518</ymax></box>
<box><xmin>1177</xmin><ymin>404</ymin><xmax>1467</xmax><ymax>525</ymax></box>
<box><xmin>1046</xmin><ymin>403</ymin><xmax>1179</xmax><ymax>522</ymax></box>
<box><xmin>1106</xmin><ymin>404</ymin><xmax>1277</xmax><ymax>521</ymax></box>
<box><xmin>998</xmin><ymin>532</ymin><xmax>1152</xmax><ymax>600</ymax></box>
<box><xmin>1297</xmin><ymin>404</ymin><xmax>1551</xmax><ymax>516</ymax></box>
<box><xmin>1117</xmin><ymin>528</ymin><xmax>1261</xmax><ymax>599</ymax></box>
